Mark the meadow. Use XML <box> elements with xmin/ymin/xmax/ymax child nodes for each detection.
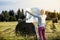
<box><xmin>0</xmin><ymin>20</ymin><xmax>60</xmax><ymax>40</ymax></box>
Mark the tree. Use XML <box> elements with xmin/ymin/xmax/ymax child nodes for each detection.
<box><xmin>9</xmin><ymin>16</ymin><xmax>17</xmax><ymax>21</ymax></box>
<box><xmin>0</xmin><ymin>14</ymin><xmax>4</xmax><ymax>21</ymax></box>
<box><xmin>2</xmin><ymin>11</ymin><xmax>9</xmax><ymax>21</ymax></box>
<box><xmin>9</xmin><ymin>10</ymin><xmax>17</xmax><ymax>21</ymax></box>
<box><xmin>15</xmin><ymin>14</ymin><xmax>18</xmax><ymax>21</ymax></box>
<box><xmin>58</xmin><ymin>13</ymin><xmax>60</xmax><ymax>20</ymax></box>
<box><xmin>17</xmin><ymin>9</ymin><xmax>22</xmax><ymax>19</ymax></box>
<box><xmin>4</xmin><ymin>11</ymin><xmax>9</xmax><ymax>21</ymax></box>
<box><xmin>45</xmin><ymin>11</ymin><xmax>51</xmax><ymax>20</ymax></box>
<box><xmin>21</xmin><ymin>9</ymin><xmax>25</xmax><ymax>20</ymax></box>
<box><xmin>9</xmin><ymin>10</ymin><xmax>14</xmax><ymax>16</ymax></box>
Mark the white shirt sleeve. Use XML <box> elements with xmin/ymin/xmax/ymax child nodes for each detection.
<box><xmin>45</xmin><ymin>14</ymin><xmax>47</xmax><ymax>19</ymax></box>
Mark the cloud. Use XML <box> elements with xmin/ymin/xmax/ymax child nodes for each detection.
<box><xmin>0</xmin><ymin>0</ymin><xmax>21</xmax><ymax>6</ymax></box>
<box><xmin>0</xmin><ymin>1</ymin><xmax>14</xmax><ymax>6</ymax></box>
<box><xmin>0</xmin><ymin>0</ymin><xmax>60</xmax><ymax>13</ymax></box>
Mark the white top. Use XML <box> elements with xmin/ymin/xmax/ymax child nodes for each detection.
<box><xmin>39</xmin><ymin>14</ymin><xmax>47</xmax><ymax>27</ymax></box>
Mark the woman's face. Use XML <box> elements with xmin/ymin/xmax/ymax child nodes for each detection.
<box><xmin>40</xmin><ymin>9</ymin><xmax>44</xmax><ymax>15</ymax></box>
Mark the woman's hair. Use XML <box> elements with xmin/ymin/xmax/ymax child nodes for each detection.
<box><xmin>40</xmin><ymin>9</ymin><xmax>45</xmax><ymax>14</ymax></box>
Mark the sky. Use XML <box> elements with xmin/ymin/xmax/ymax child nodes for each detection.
<box><xmin>0</xmin><ymin>0</ymin><xmax>60</xmax><ymax>22</ymax></box>
<box><xmin>0</xmin><ymin>0</ymin><xmax>60</xmax><ymax>13</ymax></box>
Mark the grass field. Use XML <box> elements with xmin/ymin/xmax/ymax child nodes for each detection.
<box><xmin>0</xmin><ymin>20</ymin><xmax>60</xmax><ymax>40</ymax></box>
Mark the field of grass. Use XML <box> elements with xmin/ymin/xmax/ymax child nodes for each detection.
<box><xmin>0</xmin><ymin>20</ymin><xmax>60</xmax><ymax>40</ymax></box>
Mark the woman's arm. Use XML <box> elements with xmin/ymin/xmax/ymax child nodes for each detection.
<box><xmin>25</xmin><ymin>11</ymin><xmax>39</xmax><ymax>17</ymax></box>
<box><xmin>23</xmin><ymin>10</ymin><xmax>39</xmax><ymax>21</ymax></box>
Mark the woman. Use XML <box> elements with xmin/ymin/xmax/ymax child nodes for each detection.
<box><xmin>25</xmin><ymin>9</ymin><xmax>47</xmax><ymax>40</ymax></box>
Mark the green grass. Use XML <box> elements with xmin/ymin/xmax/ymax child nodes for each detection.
<box><xmin>0</xmin><ymin>20</ymin><xmax>60</xmax><ymax>40</ymax></box>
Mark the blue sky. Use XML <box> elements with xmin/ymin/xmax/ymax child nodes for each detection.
<box><xmin>0</xmin><ymin>0</ymin><xmax>60</xmax><ymax>13</ymax></box>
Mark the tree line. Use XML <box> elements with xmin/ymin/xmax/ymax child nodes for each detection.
<box><xmin>0</xmin><ymin>9</ymin><xmax>25</xmax><ymax>22</ymax></box>
<box><xmin>45</xmin><ymin>11</ymin><xmax>60</xmax><ymax>20</ymax></box>
<box><xmin>0</xmin><ymin>9</ymin><xmax>60</xmax><ymax>22</ymax></box>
